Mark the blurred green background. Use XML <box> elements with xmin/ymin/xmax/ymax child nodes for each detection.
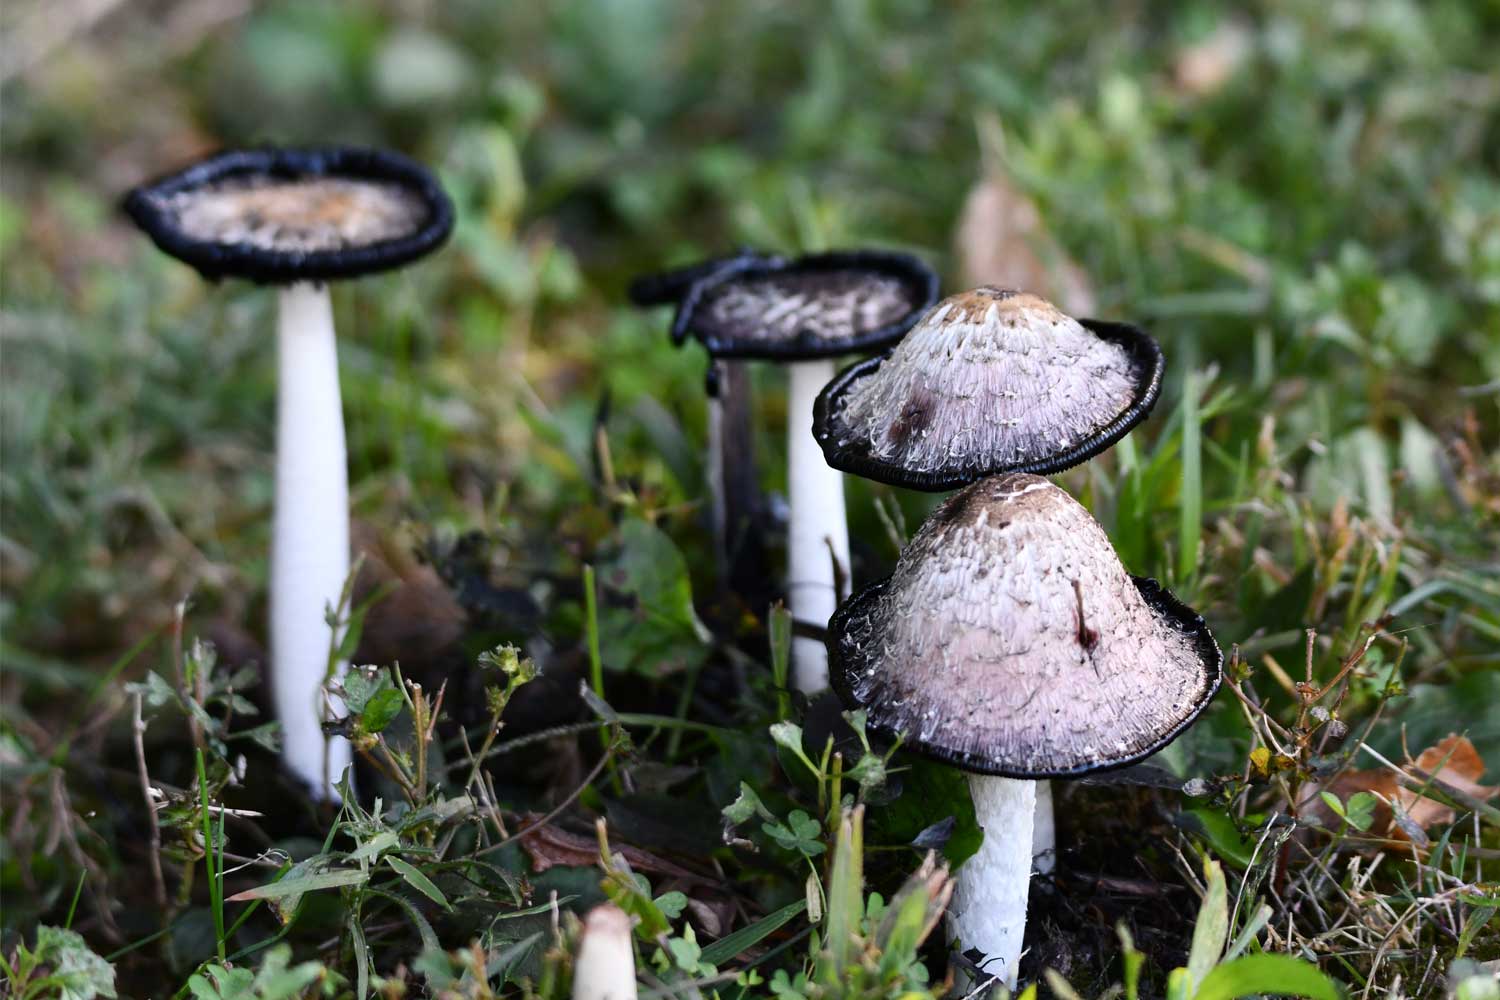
<box><xmin>5</xmin><ymin>0</ymin><xmax>1497</xmax><ymax>655</ymax></box>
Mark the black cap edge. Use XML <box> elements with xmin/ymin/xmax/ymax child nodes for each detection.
<box><xmin>667</xmin><ymin>248</ymin><xmax>940</xmax><ymax>360</ymax></box>
<box><xmin>627</xmin><ymin>248</ymin><xmax>780</xmax><ymax>309</ymax></box>
<box><xmin>826</xmin><ymin>573</ymin><xmax>1223</xmax><ymax>779</ymax></box>
<box><xmin>811</xmin><ymin>318</ymin><xmax>1165</xmax><ymax>491</ymax></box>
<box><xmin>122</xmin><ymin>146</ymin><xmax>455</xmax><ymax>285</ymax></box>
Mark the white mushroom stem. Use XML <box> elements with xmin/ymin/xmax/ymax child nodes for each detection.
<box><xmin>573</xmin><ymin>903</ymin><xmax>637</xmax><ymax>1000</ymax></box>
<box><xmin>707</xmin><ymin>388</ymin><xmax>727</xmax><ymax>572</ymax></box>
<box><xmin>271</xmin><ymin>282</ymin><xmax>352</xmax><ymax>800</ymax></box>
<box><xmin>948</xmin><ymin>774</ymin><xmax>1035</xmax><ymax>989</ymax></box>
<box><xmin>786</xmin><ymin>358</ymin><xmax>850</xmax><ymax>693</ymax></box>
<box><xmin>1032</xmin><ymin>780</ymin><xmax>1056</xmax><ymax>874</ymax></box>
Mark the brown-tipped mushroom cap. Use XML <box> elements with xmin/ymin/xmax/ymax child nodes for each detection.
<box><xmin>813</xmin><ymin>287</ymin><xmax>1163</xmax><ymax>491</ymax></box>
<box><xmin>827</xmin><ymin>474</ymin><xmax>1220</xmax><ymax>777</ymax></box>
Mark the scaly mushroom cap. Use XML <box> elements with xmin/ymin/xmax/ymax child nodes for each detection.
<box><xmin>813</xmin><ymin>287</ymin><xmax>1163</xmax><ymax>490</ymax></box>
<box><xmin>668</xmin><ymin>250</ymin><xmax>939</xmax><ymax>360</ymax></box>
<box><xmin>124</xmin><ymin>147</ymin><xmax>453</xmax><ymax>284</ymax></box>
<box><xmin>828</xmin><ymin>474</ymin><xmax>1220</xmax><ymax>777</ymax></box>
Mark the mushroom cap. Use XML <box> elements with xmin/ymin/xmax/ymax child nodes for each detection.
<box><xmin>123</xmin><ymin>147</ymin><xmax>454</xmax><ymax>284</ymax></box>
<box><xmin>626</xmin><ymin>248</ymin><xmax>779</xmax><ymax>307</ymax></box>
<box><xmin>813</xmin><ymin>287</ymin><xmax>1164</xmax><ymax>491</ymax></box>
<box><xmin>827</xmin><ymin>473</ymin><xmax>1221</xmax><ymax>778</ymax></box>
<box><xmin>668</xmin><ymin>250</ymin><xmax>939</xmax><ymax>360</ymax></box>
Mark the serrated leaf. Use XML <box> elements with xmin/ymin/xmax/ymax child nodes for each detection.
<box><xmin>386</xmin><ymin>856</ymin><xmax>451</xmax><ymax>910</ymax></box>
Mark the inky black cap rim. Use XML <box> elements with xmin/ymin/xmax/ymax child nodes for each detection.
<box><xmin>122</xmin><ymin>146</ymin><xmax>455</xmax><ymax>284</ymax></box>
<box><xmin>627</xmin><ymin>248</ymin><xmax>781</xmax><ymax>308</ymax></box>
<box><xmin>825</xmin><ymin>573</ymin><xmax>1223</xmax><ymax>779</ymax></box>
<box><xmin>668</xmin><ymin>249</ymin><xmax>940</xmax><ymax>360</ymax></box>
<box><xmin>811</xmin><ymin>318</ymin><xmax>1166</xmax><ymax>491</ymax></box>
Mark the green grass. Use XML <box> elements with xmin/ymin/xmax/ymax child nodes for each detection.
<box><xmin>2</xmin><ymin>1</ymin><xmax>1498</xmax><ymax>997</ymax></box>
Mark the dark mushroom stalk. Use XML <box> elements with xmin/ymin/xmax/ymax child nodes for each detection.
<box><xmin>660</xmin><ymin>250</ymin><xmax>937</xmax><ymax>692</ymax></box>
<box><xmin>827</xmin><ymin>475</ymin><xmax>1220</xmax><ymax>987</ymax></box>
<box><xmin>630</xmin><ymin>251</ymin><xmax>776</xmax><ymax>599</ymax></box>
<box><xmin>124</xmin><ymin>147</ymin><xmax>453</xmax><ymax>800</ymax></box>
<box><xmin>814</xmin><ymin>286</ymin><xmax>1164</xmax><ymax>870</ymax></box>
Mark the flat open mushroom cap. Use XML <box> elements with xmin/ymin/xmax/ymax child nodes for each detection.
<box><xmin>669</xmin><ymin>250</ymin><xmax>939</xmax><ymax>360</ymax></box>
<box><xmin>827</xmin><ymin>474</ymin><xmax>1220</xmax><ymax>778</ymax></box>
<box><xmin>813</xmin><ymin>287</ymin><xmax>1163</xmax><ymax>490</ymax></box>
<box><xmin>124</xmin><ymin>147</ymin><xmax>454</xmax><ymax>284</ymax></box>
<box><xmin>627</xmin><ymin>249</ymin><xmax>779</xmax><ymax>307</ymax></box>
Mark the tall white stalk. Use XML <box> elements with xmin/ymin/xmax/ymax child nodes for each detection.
<box><xmin>948</xmin><ymin>774</ymin><xmax>1035</xmax><ymax>989</ymax></box>
<box><xmin>786</xmin><ymin>358</ymin><xmax>849</xmax><ymax>693</ymax></box>
<box><xmin>271</xmin><ymin>282</ymin><xmax>352</xmax><ymax>799</ymax></box>
<box><xmin>1032</xmin><ymin>780</ymin><xmax>1056</xmax><ymax>874</ymax></box>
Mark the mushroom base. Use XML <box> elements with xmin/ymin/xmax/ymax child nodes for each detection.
<box><xmin>949</xmin><ymin>774</ymin><xmax>1035</xmax><ymax>989</ymax></box>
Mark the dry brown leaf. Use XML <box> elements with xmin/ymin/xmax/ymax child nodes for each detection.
<box><xmin>952</xmin><ymin>170</ymin><xmax>1096</xmax><ymax>316</ymax></box>
<box><xmin>1305</xmin><ymin>733</ymin><xmax>1497</xmax><ymax>850</ymax></box>
<box><xmin>1172</xmin><ymin>21</ymin><xmax>1251</xmax><ymax>98</ymax></box>
<box><xmin>1403</xmin><ymin>734</ymin><xmax>1499</xmax><ymax>830</ymax></box>
<box><xmin>352</xmin><ymin>519</ymin><xmax>466</xmax><ymax>666</ymax></box>
<box><xmin>518</xmin><ymin>817</ymin><xmax>704</xmax><ymax>883</ymax></box>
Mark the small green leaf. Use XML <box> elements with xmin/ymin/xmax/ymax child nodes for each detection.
<box><xmin>1193</xmin><ymin>954</ymin><xmax>1342</xmax><ymax>1000</ymax></box>
<box><xmin>769</xmin><ymin>721</ymin><xmax>804</xmax><ymax>755</ymax></box>
<box><xmin>1319</xmin><ymin>791</ymin><xmax>1346</xmax><ymax>819</ymax></box>
<box><xmin>654</xmin><ymin>891</ymin><xmax>688</xmax><ymax>918</ymax></box>
<box><xmin>386</xmin><ymin>856</ymin><xmax>452</xmax><ymax>910</ymax></box>
<box><xmin>361</xmin><ymin>688</ymin><xmax>405</xmax><ymax>734</ymax></box>
<box><xmin>1344</xmin><ymin>792</ymin><xmax>1377</xmax><ymax>832</ymax></box>
<box><xmin>722</xmin><ymin>782</ymin><xmax>768</xmax><ymax>825</ymax></box>
<box><xmin>1181</xmin><ymin>808</ymin><xmax>1257</xmax><ymax>869</ymax></box>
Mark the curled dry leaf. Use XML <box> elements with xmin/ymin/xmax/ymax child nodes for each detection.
<box><xmin>518</xmin><ymin>816</ymin><xmax>706</xmax><ymax>882</ymax></box>
<box><xmin>1306</xmin><ymin>734</ymin><xmax>1497</xmax><ymax>849</ymax></box>
<box><xmin>952</xmin><ymin>170</ymin><xmax>1096</xmax><ymax>316</ymax></box>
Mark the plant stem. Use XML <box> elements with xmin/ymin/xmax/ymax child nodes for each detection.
<box><xmin>195</xmin><ymin>749</ymin><xmax>226</xmax><ymax>962</ymax></box>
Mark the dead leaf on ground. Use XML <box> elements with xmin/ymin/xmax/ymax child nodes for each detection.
<box><xmin>1306</xmin><ymin>733</ymin><xmax>1497</xmax><ymax>850</ymax></box>
<box><xmin>518</xmin><ymin>816</ymin><xmax>708</xmax><ymax>884</ymax></box>
<box><xmin>952</xmin><ymin>165</ymin><xmax>1096</xmax><ymax>316</ymax></box>
<box><xmin>352</xmin><ymin>519</ymin><xmax>467</xmax><ymax>666</ymax></box>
